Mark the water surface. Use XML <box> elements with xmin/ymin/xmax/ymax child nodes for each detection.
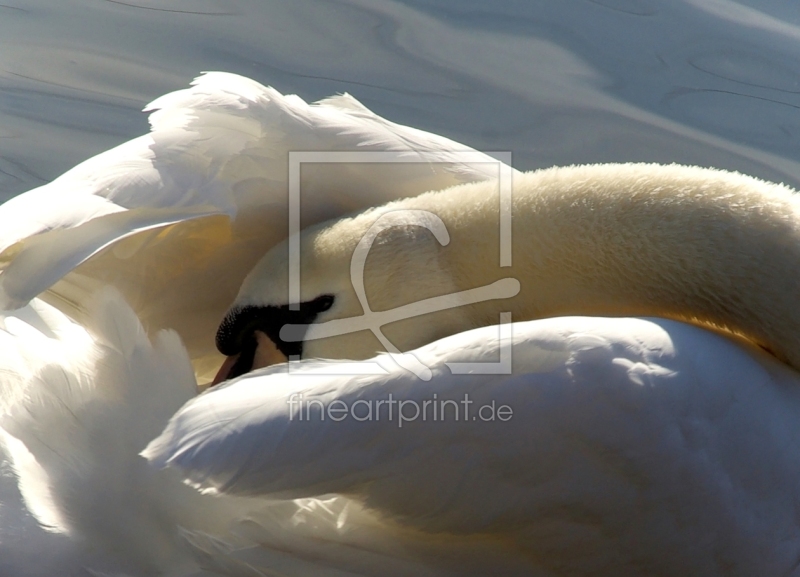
<box><xmin>2</xmin><ymin>0</ymin><xmax>800</xmax><ymax>204</ymax></box>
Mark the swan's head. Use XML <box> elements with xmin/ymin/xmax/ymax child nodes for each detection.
<box><xmin>212</xmin><ymin>205</ymin><xmax>470</xmax><ymax>383</ymax></box>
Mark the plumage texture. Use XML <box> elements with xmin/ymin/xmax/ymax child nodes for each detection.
<box><xmin>6</xmin><ymin>292</ymin><xmax>800</xmax><ymax>575</ymax></box>
<box><xmin>147</xmin><ymin>313</ymin><xmax>800</xmax><ymax>575</ymax></box>
<box><xmin>0</xmin><ymin>72</ymin><xmax>508</xmax><ymax>382</ymax></box>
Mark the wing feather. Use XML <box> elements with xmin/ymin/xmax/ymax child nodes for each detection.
<box><xmin>0</xmin><ymin>73</ymin><xmax>514</xmax><ymax>381</ymax></box>
<box><xmin>145</xmin><ymin>317</ymin><xmax>800</xmax><ymax>573</ymax></box>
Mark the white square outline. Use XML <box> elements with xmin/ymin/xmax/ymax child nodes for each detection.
<box><xmin>288</xmin><ymin>151</ymin><xmax>513</xmax><ymax>377</ymax></box>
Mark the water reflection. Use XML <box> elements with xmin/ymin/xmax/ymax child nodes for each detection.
<box><xmin>1</xmin><ymin>0</ymin><xmax>800</xmax><ymax>204</ymax></box>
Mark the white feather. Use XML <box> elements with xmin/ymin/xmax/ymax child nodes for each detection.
<box><xmin>146</xmin><ymin>316</ymin><xmax>800</xmax><ymax>575</ymax></box>
<box><xmin>1</xmin><ymin>293</ymin><xmax>540</xmax><ymax>575</ymax></box>
<box><xmin>0</xmin><ymin>72</ymin><xmax>512</xmax><ymax>383</ymax></box>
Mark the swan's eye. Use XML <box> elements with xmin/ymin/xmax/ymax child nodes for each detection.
<box><xmin>312</xmin><ymin>294</ymin><xmax>334</xmax><ymax>313</ymax></box>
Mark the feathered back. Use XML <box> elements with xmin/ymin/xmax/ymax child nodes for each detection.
<box><xmin>0</xmin><ymin>72</ymin><xmax>512</xmax><ymax>383</ymax></box>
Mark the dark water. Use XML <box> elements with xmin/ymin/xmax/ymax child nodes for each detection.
<box><xmin>1</xmin><ymin>1</ymin><xmax>800</xmax><ymax>574</ymax></box>
<box><xmin>2</xmin><ymin>0</ymin><xmax>800</xmax><ymax>206</ymax></box>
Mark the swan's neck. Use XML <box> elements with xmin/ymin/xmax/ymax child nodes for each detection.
<box><xmin>429</xmin><ymin>164</ymin><xmax>800</xmax><ymax>369</ymax></box>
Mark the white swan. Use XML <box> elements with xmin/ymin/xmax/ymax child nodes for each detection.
<box><xmin>2</xmin><ymin>73</ymin><xmax>800</xmax><ymax>575</ymax></box>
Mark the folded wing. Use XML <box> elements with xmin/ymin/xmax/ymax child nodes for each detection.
<box><xmin>146</xmin><ymin>316</ymin><xmax>800</xmax><ymax>574</ymax></box>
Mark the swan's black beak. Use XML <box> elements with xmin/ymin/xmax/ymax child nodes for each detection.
<box><xmin>212</xmin><ymin>295</ymin><xmax>334</xmax><ymax>385</ymax></box>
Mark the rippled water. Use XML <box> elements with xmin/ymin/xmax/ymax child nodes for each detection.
<box><xmin>1</xmin><ymin>0</ymin><xmax>800</xmax><ymax>574</ymax></box>
<box><xmin>2</xmin><ymin>0</ymin><xmax>800</xmax><ymax>206</ymax></box>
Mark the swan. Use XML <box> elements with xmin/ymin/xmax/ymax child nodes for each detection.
<box><xmin>1</xmin><ymin>72</ymin><xmax>800</xmax><ymax>575</ymax></box>
<box><xmin>216</xmin><ymin>162</ymin><xmax>800</xmax><ymax>379</ymax></box>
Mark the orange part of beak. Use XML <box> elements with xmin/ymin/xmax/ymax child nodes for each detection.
<box><xmin>211</xmin><ymin>354</ymin><xmax>240</xmax><ymax>387</ymax></box>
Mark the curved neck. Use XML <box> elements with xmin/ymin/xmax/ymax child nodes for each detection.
<box><xmin>423</xmin><ymin>163</ymin><xmax>800</xmax><ymax>370</ymax></box>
